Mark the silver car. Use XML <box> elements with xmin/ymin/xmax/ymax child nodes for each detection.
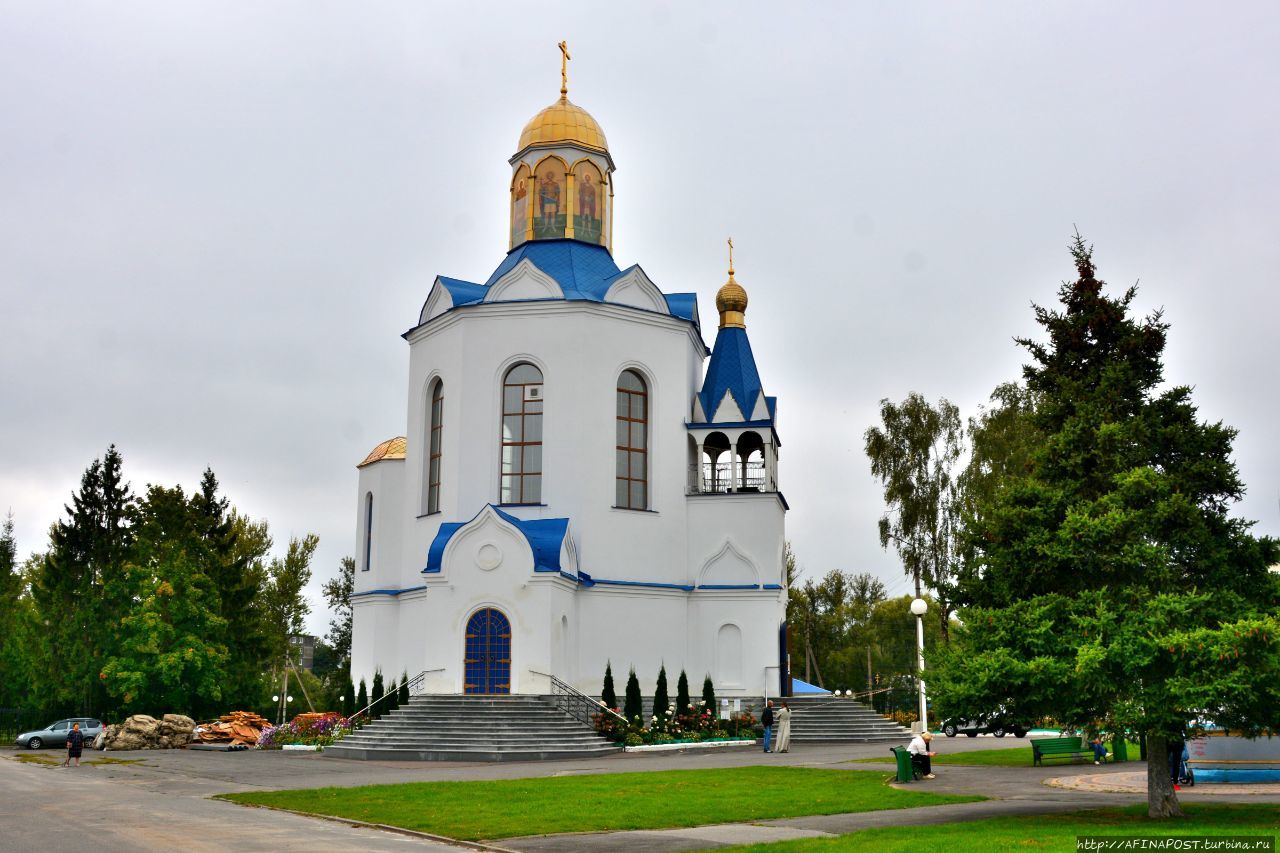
<box><xmin>16</xmin><ymin>718</ymin><xmax>103</xmax><ymax>749</ymax></box>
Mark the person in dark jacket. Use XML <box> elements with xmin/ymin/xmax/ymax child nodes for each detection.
<box><xmin>63</xmin><ymin>723</ymin><xmax>84</xmax><ymax>767</ymax></box>
<box><xmin>761</xmin><ymin>700</ymin><xmax>775</xmax><ymax>753</ymax></box>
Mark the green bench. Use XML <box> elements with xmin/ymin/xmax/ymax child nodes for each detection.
<box><xmin>890</xmin><ymin>745</ymin><xmax>922</xmax><ymax>782</ymax></box>
<box><xmin>1031</xmin><ymin>736</ymin><xmax>1091</xmax><ymax>766</ymax></box>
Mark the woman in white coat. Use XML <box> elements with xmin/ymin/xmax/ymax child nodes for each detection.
<box><xmin>773</xmin><ymin>702</ymin><xmax>792</xmax><ymax>753</ymax></box>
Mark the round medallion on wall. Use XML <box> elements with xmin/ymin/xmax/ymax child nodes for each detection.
<box><xmin>475</xmin><ymin>542</ymin><xmax>503</xmax><ymax>571</ymax></box>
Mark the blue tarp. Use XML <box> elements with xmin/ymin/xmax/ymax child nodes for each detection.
<box><xmin>791</xmin><ymin>677</ymin><xmax>831</xmax><ymax>695</ymax></box>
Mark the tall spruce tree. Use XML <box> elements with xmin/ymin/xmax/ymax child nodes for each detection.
<box><xmin>676</xmin><ymin>670</ymin><xmax>691</xmax><ymax>715</ymax></box>
<box><xmin>34</xmin><ymin>446</ymin><xmax>135</xmax><ymax>715</ymax></box>
<box><xmin>932</xmin><ymin>236</ymin><xmax>1280</xmax><ymax>818</ymax></box>
<box><xmin>356</xmin><ymin>678</ymin><xmax>368</xmax><ymax>714</ymax></box>
<box><xmin>371</xmin><ymin>669</ymin><xmax>384</xmax><ymax>716</ymax></box>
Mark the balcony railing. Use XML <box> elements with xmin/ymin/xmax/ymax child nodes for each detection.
<box><xmin>688</xmin><ymin>460</ymin><xmax>770</xmax><ymax>494</ymax></box>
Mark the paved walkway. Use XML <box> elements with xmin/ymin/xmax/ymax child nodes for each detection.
<box><xmin>3</xmin><ymin>739</ymin><xmax>1276</xmax><ymax>852</ymax></box>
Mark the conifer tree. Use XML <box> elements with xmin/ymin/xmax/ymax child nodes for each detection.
<box><xmin>385</xmin><ymin>677</ymin><xmax>399</xmax><ymax>712</ymax></box>
<box><xmin>342</xmin><ymin>675</ymin><xmax>356</xmax><ymax>717</ymax></box>
<box><xmin>371</xmin><ymin>669</ymin><xmax>384</xmax><ymax>716</ymax></box>
<box><xmin>34</xmin><ymin>446</ymin><xmax>135</xmax><ymax>715</ymax></box>
<box><xmin>653</xmin><ymin>664</ymin><xmax>670</xmax><ymax>723</ymax></box>
<box><xmin>356</xmin><ymin>678</ymin><xmax>368</xmax><ymax>714</ymax></box>
<box><xmin>676</xmin><ymin>670</ymin><xmax>691</xmax><ymax>715</ymax></box>
<box><xmin>701</xmin><ymin>675</ymin><xmax>716</xmax><ymax>717</ymax></box>
<box><xmin>398</xmin><ymin>671</ymin><xmax>410</xmax><ymax>707</ymax></box>
<box><xmin>623</xmin><ymin>667</ymin><xmax>643</xmax><ymax>723</ymax></box>
<box><xmin>933</xmin><ymin>236</ymin><xmax>1280</xmax><ymax>818</ymax></box>
<box><xmin>601</xmin><ymin>662</ymin><xmax>618</xmax><ymax>710</ymax></box>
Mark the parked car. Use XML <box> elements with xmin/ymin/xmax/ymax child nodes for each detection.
<box><xmin>940</xmin><ymin>715</ymin><xmax>1028</xmax><ymax>738</ymax></box>
<box><xmin>16</xmin><ymin>718</ymin><xmax>104</xmax><ymax>749</ymax></box>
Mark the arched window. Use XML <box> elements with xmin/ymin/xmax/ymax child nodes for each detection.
<box><xmin>362</xmin><ymin>491</ymin><xmax>373</xmax><ymax>571</ymax></box>
<box><xmin>501</xmin><ymin>363</ymin><xmax>543</xmax><ymax>504</ymax></box>
<box><xmin>426</xmin><ymin>380</ymin><xmax>444</xmax><ymax>514</ymax></box>
<box><xmin>615</xmin><ymin>369</ymin><xmax>648</xmax><ymax>508</ymax></box>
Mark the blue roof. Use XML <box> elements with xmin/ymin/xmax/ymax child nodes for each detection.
<box><xmin>698</xmin><ymin>325</ymin><xmax>771</xmax><ymax>423</ymax></box>
<box><xmin>424</xmin><ymin>505</ymin><xmax>569</xmax><ymax>574</ymax></box>
<box><xmin>420</xmin><ymin>240</ymin><xmax>700</xmax><ymax>326</ymax></box>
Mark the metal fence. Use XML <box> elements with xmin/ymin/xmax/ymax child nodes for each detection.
<box><xmin>0</xmin><ymin>708</ymin><xmax>51</xmax><ymax>742</ymax></box>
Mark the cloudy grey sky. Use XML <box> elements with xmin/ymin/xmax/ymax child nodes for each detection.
<box><xmin>3</xmin><ymin>1</ymin><xmax>1278</xmax><ymax>633</ymax></box>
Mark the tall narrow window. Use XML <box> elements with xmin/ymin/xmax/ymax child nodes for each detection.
<box><xmin>500</xmin><ymin>363</ymin><xmax>543</xmax><ymax>504</ymax></box>
<box><xmin>362</xmin><ymin>492</ymin><xmax>373</xmax><ymax>571</ymax></box>
<box><xmin>427</xmin><ymin>380</ymin><xmax>444</xmax><ymax>514</ymax></box>
<box><xmin>616</xmin><ymin>369</ymin><xmax>648</xmax><ymax>508</ymax></box>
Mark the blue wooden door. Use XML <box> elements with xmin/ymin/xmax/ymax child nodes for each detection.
<box><xmin>464</xmin><ymin>608</ymin><xmax>511</xmax><ymax>694</ymax></box>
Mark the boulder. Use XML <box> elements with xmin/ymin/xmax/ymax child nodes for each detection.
<box><xmin>101</xmin><ymin>713</ymin><xmax>195</xmax><ymax>750</ymax></box>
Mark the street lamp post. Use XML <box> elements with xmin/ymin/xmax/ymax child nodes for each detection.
<box><xmin>910</xmin><ymin>598</ymin><xmax>928</xmax><ymax>734</ymax></box>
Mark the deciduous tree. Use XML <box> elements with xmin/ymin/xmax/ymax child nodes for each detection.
<box><xmin>865</xmin><ymin>395</ymin><xmax>963</xmax><ymax>640</ymax></box>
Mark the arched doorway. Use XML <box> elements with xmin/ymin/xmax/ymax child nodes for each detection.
<box><xmin>464</xmin><ymin>608</ymin><xmax>512</xmax><ymax>694</ymax></box>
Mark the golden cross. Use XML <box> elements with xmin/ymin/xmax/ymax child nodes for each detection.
<box><xmin>727</xmin><ymin>237</ymin><xmax>735</xmax><ymax>275</ymax></box>
<box><xmin>559</xmin><ymin>41</ymin><xmax>571</xmax><ymax>96</ymax></box>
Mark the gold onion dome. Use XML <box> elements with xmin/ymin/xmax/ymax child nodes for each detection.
<box><xmin>358</xmin><ymin>436</ymin><xmax>406</xmax><ymax>467</ymax></box>
<box><xmin>517</xmin><ymin>96</ymin><xmax>608</xmax><ymax>153</ymax></box>
<box><xmin>716</xmin><ymin>239</ymin><xmax>748</xmax><ymax>328</ymax></box>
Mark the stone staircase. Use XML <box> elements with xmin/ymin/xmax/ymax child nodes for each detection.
<box><xmin>326</xmin><ymin>694</ymin><xmax>622</xmax><ymax>762</ymax></box>
<box><xmin>786</xmin><ymin>695</ymin><xmax>913</xmax><ymax>742</ymax></box>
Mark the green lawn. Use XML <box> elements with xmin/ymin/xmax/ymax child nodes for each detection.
<box><xmin>849</xmin><ymin>741</ymin><xmax>1140</xmax><ymax>767</ymax></box>
<box><xmin>217</xmin><ymin>767</ymin><xmax>982</xmax><ymax>841</ymax></box>
<box><xmin>727</xmin><ymin>804</ymin><xmax>1280</xmax><ymax>851</ymax></box>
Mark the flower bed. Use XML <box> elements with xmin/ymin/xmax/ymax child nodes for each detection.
<box><xmin>593</xmin><ymin>701</ymin><xmax>758</xmax><ymax>747</ymax></box>
<box><xmin>256</xmin><ymin>713</ymin><xmax>364</xmax><ymax>749</ymax></box>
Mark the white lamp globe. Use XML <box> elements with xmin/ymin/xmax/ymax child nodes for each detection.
<box><xmin>910</xmin><ymin>598</ymin><xmax>928</xmax><ymax>616</ymax></box>
<box><xmin>272</xmin><ymin>695</ymin><xmax>280</xmax><ymax>702</ymax></box>
<box><xmin>287</xmin><ymin>695</ymin><xmax>294</xmax><ymax>702</ymax></box>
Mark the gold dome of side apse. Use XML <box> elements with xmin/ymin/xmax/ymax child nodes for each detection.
<box><xmin>358</xmin><ymin>436</ymin><xmax>407</xmax><ymax>467</ymax></box>
<box><xmin>517</xmin><ymin>96</ymin><xmax>609</xmax><ymax>154</ymax></box>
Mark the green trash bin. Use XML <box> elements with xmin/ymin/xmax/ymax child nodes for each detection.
<box><xmin>891</xmin><ymin>746</ymin><xmax>915</xmax><ymax>782</ymax></box>
<box><xmin>1111</xmin><ymin>735</ymin><xmax>1128</xmax><ymax>763</ymax></box>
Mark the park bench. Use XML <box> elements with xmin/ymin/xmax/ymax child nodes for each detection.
<box><xmin>890</xmin><ymin>745</ymin><xmax>923</xmax><ymax>782</ymax></box>
<box><xmin>1031</xmin><ymin>736</ymin><xmax>1090</xmax><ymax>766</ymax></box>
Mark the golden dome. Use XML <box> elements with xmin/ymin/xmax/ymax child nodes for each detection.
<box><xmin>358</xmin><ymin>436</ymin><xmax>406</xmax><ymax>468</ymax></box>
<box><xmin>517</xmin><ymin>96</ymin><xmax>608</xmax><ymax>154</ymax></box>
<box><xmin>716</xmin><ymin>239</ymin><xmax>748</xmax><ymax>328</ymax></box>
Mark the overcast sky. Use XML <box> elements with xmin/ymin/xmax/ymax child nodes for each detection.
<box><xmin>3</xmin><ymin>1</ymin><xmax>1278</xmax><ymax>635</ymax></box>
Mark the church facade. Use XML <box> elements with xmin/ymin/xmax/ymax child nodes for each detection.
<box><xmin>350</xmin><ymin>57</ymin><xmax>788</xmax><ymax>699</ymax></box>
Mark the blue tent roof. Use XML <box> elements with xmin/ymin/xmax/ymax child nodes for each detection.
<box><xmin>791</xmin><ymin>678</ymin><xmax>830</xmax><ymax>695</ymax></box>
<box><xmin>698</xmin><ymin>325</ymin><xmax>771</xmax><ymax>423</ymax></box>
<box><xmin>420</xmin><ymin>240</ymin><xmax>700</xmax><ymax>326</ymax></box>
<box><xmin>424</xmin><ymin>505</ymin><xmax>569</xmax><ymax>574</ymax></box>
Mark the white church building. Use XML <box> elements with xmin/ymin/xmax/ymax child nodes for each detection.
<box><xmin>350</xmin><ymin>57</ymin><xmax>789</xmax><ymax>700</ymax></box>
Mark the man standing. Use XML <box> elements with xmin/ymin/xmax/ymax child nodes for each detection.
<box><xmin>761</xmin><ymin>700</ymin><xmax>775</xmax><ymax>753</ymax></box>
<box><xmin>907</xmin><ymin>730</ymin><xmax>937</xmax><ymax>779</ymax></box>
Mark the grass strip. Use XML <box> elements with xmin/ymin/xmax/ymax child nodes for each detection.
<box><xmin>848</xmin><ymin>741</ymin><xmax>1141</xmax><ymax>767</ymax></box>
<box><xmin>726</xmin><ymin>803</ymin><xmax>1280</xmax><ymax>851</ymax></box>
<box><xmin>217</xmin><ymin>766</ymin><xmax>982</xmax><ymax>841</ymax></box>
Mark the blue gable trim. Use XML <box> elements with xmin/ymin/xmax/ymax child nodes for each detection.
<box><xmin>423</xmin><ymin>505</ymin><xmax>569</xmax><ymax>574</ymax></box>
<box><xmin>351</xmin><ymin>585</ymin><xmax>427</xmax><ymax>598</ymax></box>
<box><xmin>696</xmin><ymin>584</ymin><xmax>760</xmax><ymax>590</ymax></box>
<box><xmin>590</xmin><ymin>577</ymin><xmax>695</xmax><ymax>592</ymax></box>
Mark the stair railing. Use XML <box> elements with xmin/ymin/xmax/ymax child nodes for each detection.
<box><xmin>350</xmin><ymin>669</ymin><xmax>434</xmax><ymax>723</ymax></box>
<box><xmin>529</xmin><ymin>669</ymin><xmax>627</xmax><ymax>727</ymax></box>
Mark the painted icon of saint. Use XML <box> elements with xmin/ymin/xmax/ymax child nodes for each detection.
<box><xmin>540</xmin><ymin>172</ymin><xmax>561</xmax><ymax>229</ymax></box>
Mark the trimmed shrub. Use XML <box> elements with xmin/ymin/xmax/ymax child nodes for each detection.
<box><xmin>702</xmin><ymin>674</ymin><xmax>716</xmax><ymax>717</ymax></box>
<box><xmin>602</xmin><ymin>662</ymin><xmax>618</xmax><ymax>710</ymax></box>
<box><xmin>653</xmin><ymin>665</ymin><xmax>670</xmax><ymax>724</ymax></box>
<box><xmin>676</xmin><ymin>670</ymin><xmax>691</xmax><ymax>715</ymax></box>
<box><xmin>624</xmin><ymin>667</ymin><xmax>643</xmax><ymax>724</ymax></box>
